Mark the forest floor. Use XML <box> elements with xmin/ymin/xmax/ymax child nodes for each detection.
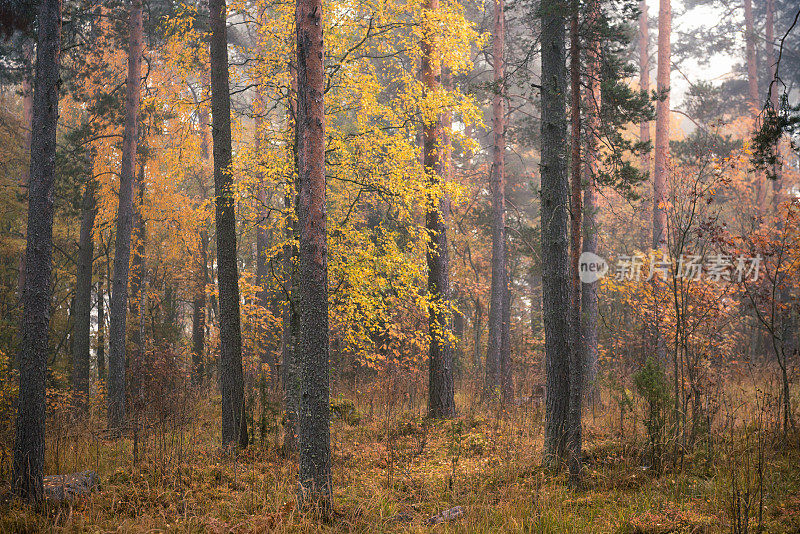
<box><xmin>1</xmin><ymin>384</ymin><xmax>799</xmax><ymax>533</ymax></box>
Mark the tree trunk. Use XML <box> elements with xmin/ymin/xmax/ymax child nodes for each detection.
<box><xmin>653</xmin><ymin>0</ymin><xmax>669</xmax><ymax>251</ymax></box>
<box><xmin>500</xmin><ymin>268</ymin><xmax>513</xmax><ymax>405</ymax></box>
<box><xmin>192</xmin><ymin>229</ymin><xmax>207</xmax><ymax>386</ymax></box>
<box><xmin>128</xmin><ymin>162</ymin><xmax>146</xmax><ymax>405</ymax></box>
<box><xmin>568</xmin><ymin>2</ymin><xmax>583</xmax><ymax>486</ymax></box>
<box><xmin>652</xmin><ymin>0</ymin><xmax>670</xmax><ymax>366</ymax></box>
<box><xmin>583</xmin><ymin>0</ymin><xmax>601</xmax><ymax>407</ymax></box>
<box><xmin>192</xmin><ymin>101</ymin><xmax>210</xmax><ymax>387</ymax></box>
<box><xmin>639</xmin><ymin>0</ymin><xmax>652</xmax><ymax>248</ymax></box>
<box><xmin>422</xmin><ymin>0</ymin><xmax>456</xmax><ymax>419</ymax></box>
<box><xmin>486</xmin><ymin>0</ymin><xmax>507</xmax><ymax>399</ymax></box>
<box><xmin>97</xmin><ymin>261</ymin><xmax>106</xmax><ymax>383</ymax></box>
<box><xmin>108</xmin><ymin>0</ymin><xmax>143</xmax><ymax>433</ymax></box>
<box><xmin>473</xmin><ymin>297</ymin><xmax>482</xmax><ymax>372</ymax></box>
<box><xmin>296</xmin><ymin>0</ymin><xmax>331</xmax><ymax>506</ymax></box>
<box><xmin>17</xmin><ymin>38</ymin><xmax>34</xmax><ymax>306</ymax></box>
<box><xmin>540</xmin><ymin>0</ymin><xmax>571</xmax><ymax>470</ymax></box>
<box><xmin>282</xmin><ymin>59</ymin><xmax>300</xmax><ymax>459</ymax></box>
<box><xmin>13</xmin><ymin>0</ymin><xmax>61</xmax><ymax>503</ymax></box>
<box><xmin>71</xmin><ymin>181</ymin><xmax>97</xmax><ymax>406</ymax></box>
<box><xmin>743</xmin><ymin>0</ymin><xmax>765</xmax><ymax>210</ymax></box>
<box><xmin>765</xmin><ymin>0</ymin><xmax>781</xmax><ymax>194</ymax></box>
<box><xmin>210</xmin><ymin>0</ymin><xmax>247</xmax><ymax>449</ymax></box>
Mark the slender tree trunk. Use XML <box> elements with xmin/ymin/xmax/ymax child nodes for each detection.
<box><xmin>540</xmin><ymin>0</ymin><xmax>571</xmax><ymax>470</ymax></box>
<box><xmin>422</xmin><ymin>0</ymin><xmax>456</xmax><ymax>419</ymax></box>
<box><xmin>210</xmin><ymin>0</ymin><xmax>247</xmax><ymax>448</ymax></box>
<box><xmin>128</xmin><ymin>162</ymin><xmax>146</xmax><ymax>405</ymax></box>
<box><xmin>765</xmin><ymin>0</ymin><xmax>781</xmax><ymax>195</ymax></box>
<box><xmin>192</xmin><ymin>103</ymin><xmax>210</xmax><ymax>387</ymax></box>
<box><xmin>108</xmin><ymin>0</ymin><xmax>143</xmax><ymax>433</ymax></box>
<box><xmin>583</xmin><ymin>0</ymin><xmax>601</xmax><ymax>407</ymax></box>
<box><xmin>486</xmin><ymin>0</ymin><xmax>507</xmax><ymax>399</ymax></box>
<box><xmin>500</xmin><ymin>267</ymin><xmax>513</xmax><ymax>404</ymax></box>
<box><xmin>568</xmin><ymin>2</ymin><xmax>584</xmax><ymax>486</ymax></box>
<box><xmin>13</xmin><ymin>0</ymin><xmax>61</xmax><ymax>503</ymax></box>
<box><xmin>744</xmin><ymin>0</ymin><xmax>765</xmax><ymax>211</ymax></box>
<box><xmin>296</xmin><ymin>0</ymin><xmax>331</xmax><ymax>505</ymax></box>
<box><xmin>639</xmin><ymin>0</ymin><xmax>652</xmax><ymax>248</ymax></box>
<box><xmin>71</xmin><ymin>181</ymin><xmax>97</xmax><ymax>406</ymax></box>
<box><xmin>192</xmin><ymin>229</ymin><xmax>208</xmax><ymax>386</ymax></box>
<box><xmin>97</xmin><ymin>260</ymin><xmax>106</xmax><ymax>383</ymax></box>
<box><xmin>473</xmin><ymin>297</ymin><xmax>482</xmax><ymax>371</ymax></box>
<box><xmin>653</xmin><ymin>0</ymin><xmax>669</xmax><ymax>251</ymax></box>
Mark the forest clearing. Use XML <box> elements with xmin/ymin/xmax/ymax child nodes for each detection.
<box><xmin>1</xmin><ymin>0</ymin><xmax>800</xmax><ymax>531</ymax></box>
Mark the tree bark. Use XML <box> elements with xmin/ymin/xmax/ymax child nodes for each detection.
<box><xmin>500</xmin><ymin>267</ymin><xmax>513</xmax><ymax>404</ymax></box>
<box><xmin>108</xmin><ymin>0</ymin><xmax>143</xmax><ymax>433</ymax></box>
<box><xmin>765</xmin><ymin>0</ymin><xmax>781</xmax><ymax>193</ymax></box>
<box><xmin>743</xmin><ymin>0</ymin><xmax>765</xmax><ymax>210</ymax></box>
<box><xmin>653</xmin><ymin>0</ymin><xmax>669</xmax><ymax>251</ymax></box>
<box><xmin>486</xmin><ymin>0</ymin><xmax>507</xmax><ymax>400</ymax></box>
<box><xmin>210</xmin><ymin>0</ymin><xmax>247</xmax><ymax>449</ymax></box>
<box><xmin>568</xmin><ymin>1</ymin><xmax>583</xmax><ymax>486</ymax></box>
<box><xmin>97</xmin><ymin>260</ymin><xmax>106</xmax><ymax>383</ymax></box>
<box><xmin>71</xmin><ymin>181</ymin><xmax>97</xmax><ymax>406</ymax></box>
<box><xmin>128</xmin><ymin>161</ymin><xmax>146</xmax><ymax>405</ymax></box>
<box><xmin>296</xmin><ymin>0</ymin><xmax>331</xmax><ymax>505</ymax></box>
<box><xmin>192</xmin><ymin>101</ymin><xmax>210</xmax><ymax>387</ymax></box>
<box><xmin>583</xmin><ymin>0</ymin><xmax>601</xmax><ymax>407</ymax></box>
<box><xmin>17</xmin><ymin>38</ymin><xmax>34</xmax><ymax>305</ymax></box>
<box><xmin>422</xmin><ymin>0</ymin><xmax>456</xmax><ymax>419</ymax></box>
<box><xmin>639</xmin><ymin>0</ymin><xmax>652</xmax><ymax>248</ymax></box>
<box><xmin>13</xmin><ymin>0</ymin><xmax>61</xmax><ymax>503</ymax></box>
<box><xmin>540</xmin><ymin>0</ymin><xmax>571</xmax><ymax>470</ymax></box>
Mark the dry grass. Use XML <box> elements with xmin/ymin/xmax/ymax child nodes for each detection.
<box><xmin>0</xmin><ymin>378</ymin><xmax>798</xmax><ymax>533</ymax></box>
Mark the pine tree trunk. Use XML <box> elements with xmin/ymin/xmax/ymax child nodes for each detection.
<box><xmin>210</xmin><ymin>0</ymin><xmax>247</xmax><ymax>449</ymax></box>
<box><xmin>192</xmin><ymin>102</ymin><xmax>210</xmax><ymax>387</ymax></box>
<box><xmin>540</xmin><ymin>0</ymin><xmax>571</xmax><ymax>470</ymax></box>
<box><xmin>486</xmin><ymin>0</ymin><xmax>507</xmax><ymax>399</ymax></box>
<box><xmin>108</xmin><ymin>0</ymin><xmax>143</xmax><ymax>433</ymax></box>
<box><xmin>639</xmin><ymin>0</ymin><xmax>652</xmax><ymax>248</ymax></box>
<box><xmin>582</xmin><ymin>0</ymin><xmax>601</xmax><ymax>407</ymax></box>
<box><xmin>282</xmin><ymin>61</ymin><xmax>300</xmax><ymax>458</ymax></box>
<box><xmin>192</xmin><ymin>229</ymin><xmax>207</xmax><ymax>386</ymax></box>
<box><xmin>653</xmin><ymin>0</ymin><xmax>669</xmax><ymax>251</ymax></box>
<box><xmin>500</xmin><ymin>268</ymin><xmax>513</xmax><ymax>404</ymax></box>
<box><xmin>128</xmin><ymin>163</ymin><xmax>146</xmax><ymax>405</ymax></box>
<box><xmin>765</xmin><ymin>0</ymin><xmax>781</xmax><ymax>193</ymax></box>
<box><xmin>97</xmin><ymin>262</ymin><xmax>106</xmax><ymax>383</ymax></box>
<box><xmin>17</xmin><ymin>38</ymin><xmax>34</xmax><ymax>306</ymax></box>
<box><xmin>568</xmin><ymin>2</ymin><xmax>584</xmax><ymax>486</ymax></box>
<box><xmin>13</xmin><ymin>0</ymin><xmax>61</xmax><ymax>503</ymax></box>
<box><xmin>71</xmin><ymin>181</ymin><xmax>97</xmax><ymax>406</ymax></box>
<box><xmin>296</xmin><ymin>0</ymin><xmax>331</xmax><ymax>505</ymax></box>
<box><xmin>422</xmin><ymin>0</ymin><xmax>456</xmax><ymax>419</ymax></box>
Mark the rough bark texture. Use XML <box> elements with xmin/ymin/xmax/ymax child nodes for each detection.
<box><xmin>540</xmin><ymin>0</ymin><xmax>571</xmax><ymax>469</ymax></box>
<box><xmin>296</xmin><ymin>0</ymin><xmax>331</xmax><ymax>505</ymax></box>
<box><xmin>108</xmin><ymin>0</ymin><xmax>142</xmax><ymax>433</ymax></box>
<box><xmin>210</xmin><ymin>0</ymin><xmax>247</xmax><ymax>449</ymax></box>
<box><xmin>568</xmin><ymin>3</ymin><xmax>583</xmax><ymax>486</ymax></box>
<box><xmin>583</xmin><ymin>0</ymin><xmax>601</xmax><ymax>405</ymax></box>
<box><xmin>17</xmin><ymin>38</ymin><xmax>34</xmax><ymax>304</ymax></box>
<box><xmin>71</xmin><ymin>181</ymin><xmax>96</xmax><ymax>405</ymax></box>
<box><xmin>13</xmin><ymin>0</ymin><xmax>61</xmax><ymax>503</ymax></box>
<box><xmin>500</xmin><ymin>268</ymin><xmax>513</xmax><ymax>404</ymax></box>
<box><xmin>97</xmin><ymin>262</ymin><xmax>106</xmax><ymax>383</ymax></box>
<box><xmin>422</xmin><ymin>0</ymin><xmax>456</xmax><ymax>419</ymax></box>
<box><xmin>128</xmin><ymin>163</ymin><xmax>146</xmax><ymax>404</ymax></box>
<box><xmin>486</xmin><ymin>0</ymin><xmax>507</xmax><ymax>399</ymax></box>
